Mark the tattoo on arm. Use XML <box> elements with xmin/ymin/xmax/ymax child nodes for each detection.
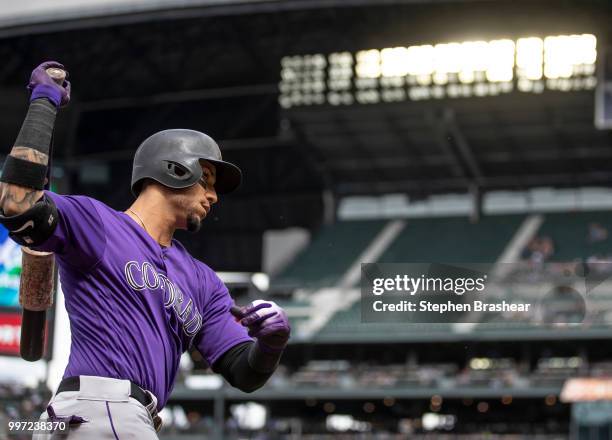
<box><xmin>0</xmin><ymin>146</ymin><xmax>48</xmax><ymax>216</ymax></box>
<box><xmin>9</xmin><ymin>146</ymin><xmax>49</xmax><ymax>165</ymax></box>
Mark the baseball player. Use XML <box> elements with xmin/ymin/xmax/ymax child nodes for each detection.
<box><xmin>0</xmin><ymin>62</ymin><xmax>290</xmax><ymax>439</ymax></box>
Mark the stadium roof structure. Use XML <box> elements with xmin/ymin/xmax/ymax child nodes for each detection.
<box><xmin>0</xmin><ymin>0</ymin><xmax>504</xmax><ymax>36</ymax></box>
<box><xmin>287</xmin><ymin>92</ymin><xmax>611</xmax><ymax>197</ymax></box>
<box><xmin>0</xmin><ymin>0</ymin><xmax>610</xmax><ymax>268</ymax></box>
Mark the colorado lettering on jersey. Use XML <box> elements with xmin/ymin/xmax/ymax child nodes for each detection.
<box><xmin>124</xmin><ymin>261</ymin><xmax>203</xmax><ymax>338</ymax></box>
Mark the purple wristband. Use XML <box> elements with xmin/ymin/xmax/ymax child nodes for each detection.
<box><xmin>30</xmin><ymin>84</ymin><xmax>61</xmax><ymax>108</ymax></box>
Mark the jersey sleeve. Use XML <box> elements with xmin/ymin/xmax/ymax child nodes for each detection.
<box><xmin>193</xmin><ymin>268</ymin><xmax>252</xmax><ymax>366</ymax></box>
<box><xmin>29</xmin><ymin>191</ymin><xmax>107</xmax><ymax>270</ymax></box>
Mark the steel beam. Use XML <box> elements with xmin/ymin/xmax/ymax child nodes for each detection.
<box><xmin>79</xmin><ymin>83</ymin><xmax>278</xmax><ymax>112</ymax></box>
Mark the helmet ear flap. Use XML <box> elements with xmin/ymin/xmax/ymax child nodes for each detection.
<box><xmin>164</xmin><ymin>161</ymin><xmax>193</xmax><ymax>181</ymax></box>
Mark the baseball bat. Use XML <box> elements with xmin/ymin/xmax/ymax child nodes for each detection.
<box><xmin>45</xmin><ymin>67</ymin><xmax>67</xmax><ymax>84</ymax></box>
<box><xmin>19</xmin><ymin>67</ymin><xmax>65</xmax><ymax>362</ymax></box>
<box><xmin>20</xmin><ymin>248</ymin><xmax>55</xmax><ymax>361</ymax></box>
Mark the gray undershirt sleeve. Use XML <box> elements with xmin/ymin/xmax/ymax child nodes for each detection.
<box><xmin>14</xmin><ymin>99</ymin><xmax>57</xmax><ymax>154</ymax></box>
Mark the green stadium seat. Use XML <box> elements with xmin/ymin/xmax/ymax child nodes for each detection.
<box><xmin>271</xmin><ymin>220</ymin><xmax>387</xmax><ymax>290</ymax></box>
<box><xmin>379</xmin><ymin>215</ymin><xmax>525</xmax><ymax>263</ymax></box>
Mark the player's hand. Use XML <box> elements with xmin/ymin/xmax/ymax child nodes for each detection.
<box><xmin>27</xmin><ymin>61</ymin><xmax>71</xmax><ymax>108</ymax></box>
<box><xmin>231</xmin><ymin>300</ymin><xmax>290</xmax><ymax>353</ymax></box>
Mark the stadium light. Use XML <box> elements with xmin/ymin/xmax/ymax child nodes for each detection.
<box><xmin>407</xmin><ymin>45</ymin><xmax>435</xmax><ymax>76</ymax></box>
<box><xmin>486</xmin><ymin>39</ymin><xmax>515</xmax><ymax>82</ymax></box>
<box><xmin>381</xmin><ymin>47</ymin><xmax>409</xmax><ymax>77</ymax></box>
<box><xmin>326</xmin><ymin>415</ymin><xmax>370</xmax><ymax>432</ymax></box>
<box><xmin>328</xmin><ymin>51</ymin><xmax>354</xmax><ymax>96</ymax></box>
<box><xmin>356</xmin><ymin>49</ymin><xmax>381</xmax><ymax>78</ymax></box>
<box><xmin>433</xmin><ymin>72</ymin><xmax>449</xmax><ymax>85</ymax></box>
<box><xmin>382</xmin><ymin>88</ymin><xmax>406</xmax><ymax>102</ymax></box>
<box><xmin>434</xmin><ymin>42</ymin><xmax>462</xmax><ymax>73</ymax></box>
<box><xmin>326</xmin><ymin>415</ymin><xmax>353</xmax><ymax>432</ymax></box>
<box><xmin>545</xmin><ymin>34</ymin><xmax>597</xmax><ymax>81</ymax></box>
<box><xmin>422</xmin><ymin>413</ymin><xmax>440</xmax><ymax>431</ymax></box>
<box><xmin>544</xmin><ymin>34</ymin><xmax>596</xmax><ymax>79</ymax></box>
<box><xmin>230</xmin><ymin>402</ymin><xmax>267</xmax><ymax>430</ymax></box>
<box><xmin>458</xmin><ymin>41</ymin><xmax>489</xmax><ymax>84</ymax></box>
<box><xmin>305</xmin><ymin>54</ymin><xmax>327</xmax><ymax>70</ymax></box>
<box><xmin>279</xmin><ymin>33</ymin><xmax>597</xmax><ymax>108</ymax></box>
<box><xmin>545</xmin><ymin>36</ymin><xmax>573</xmax><ymax>78</ymax></box>
<box><xmin>470</xmin><ymin>357</ymin><xmax>493</xmax><ymax>369</ymax></box>
<box><xmin>422</xmin><ymin>413</ymin><xmax>456</xmax><ymax>431</ymax></box>
<box><xmin>579</xmin><ymin>34</ymin><xmax>597</xmax><ymax>64</ymax></box>
<box><xmin>329</xmin><ymin>51</ymin><xmax>353</xmax><ymax>65</ymax></box>
<box><xmin>517</xmin><ymin>37</ymin><xmax>543</xmax><ymax>80</ymax></box>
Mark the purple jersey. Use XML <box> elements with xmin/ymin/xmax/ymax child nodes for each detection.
<box><xmin>32</xmin><ymin>191</ymin><xmax>252</xmax><ymax>409</ymax></box>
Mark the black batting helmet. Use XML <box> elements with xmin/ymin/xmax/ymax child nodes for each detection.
<box><xmin>131</xmin><ymin>129</ymin><xmax>242</xmax><ymax>197</ymax></box>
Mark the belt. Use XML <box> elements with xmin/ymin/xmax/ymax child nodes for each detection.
<box><xmin>57</xmin><ymin>376</ymin><xmax>151</xmax><ymax>407</ymax></box>
<box><xmin>56</xmin><ymin>376</ymin><xmax>162</xmax><ymax>432</ymax></box>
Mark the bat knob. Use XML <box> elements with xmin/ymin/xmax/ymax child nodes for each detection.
<box><xmin>45</xmin><ymin>67</ymin><xmax>66</xmax><ymax>85</ymax></box>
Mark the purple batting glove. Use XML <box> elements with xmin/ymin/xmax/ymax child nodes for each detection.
<box><xmin>27</xmin><ymin>61</ymin><xmax>71</xmax><ymax>108</ymax></box>
<box><xmin>230</xmin><ymin>300</ymin><xmax>290</xmax><ymax>353</ymax></box>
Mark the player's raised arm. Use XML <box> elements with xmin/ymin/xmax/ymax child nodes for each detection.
<box><xmin>0</xmin><ymin>61</ymin><xmax>70</xmax><ymax>361</ymax></box>
<box><xmin>0</xmin><ymin>61</ymin><xmax>70</xmax><ymax>234</ymax></box>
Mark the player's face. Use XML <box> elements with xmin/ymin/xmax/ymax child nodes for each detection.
<box><xmin>176</xmin><ymin>161</ymin><xmax>218</xmax><ymax>233</ymax></box>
